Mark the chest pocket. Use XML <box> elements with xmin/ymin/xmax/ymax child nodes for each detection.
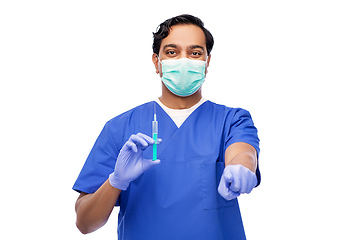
<box><xmin>201</xmin><ymin>156</ymin><xmax>236</xmax><ymax>210</ymax></box>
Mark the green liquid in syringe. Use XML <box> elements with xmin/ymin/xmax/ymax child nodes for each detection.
<box><xmin>153</xmin><ymin>133</ymin><xmax>157</xmax><ymax>161</ymax></box>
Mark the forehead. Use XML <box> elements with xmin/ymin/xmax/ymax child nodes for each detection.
<box><xmin>160</xmin><ymin>24</ymin><xmax>206</xmax><ymax>50</ymax></box>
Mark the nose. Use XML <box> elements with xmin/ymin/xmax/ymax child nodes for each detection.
<box><xmin>179</xmin><ymin>52</ymin><xmax>187</xmax><ymax>59</ymax></box>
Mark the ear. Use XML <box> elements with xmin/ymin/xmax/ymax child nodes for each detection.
<box><xmin>205</xmin><ymin>54</ymin><xmax>211</xmax><ymax>74</ymax></box>
<box><xmin>152</xmin><ymin>53</ymin><xmax>160</xmax><ymax>74</ymax></box>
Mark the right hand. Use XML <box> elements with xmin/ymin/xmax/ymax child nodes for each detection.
<box><xmin>217</xmin><ymin>164</ymin><xmax>257</xmax><ymax>200</ymax></box>
<box><xmin>109</xmin><ymin>133</ymin><xmax>161</xmax><ymax>190</ymax></box>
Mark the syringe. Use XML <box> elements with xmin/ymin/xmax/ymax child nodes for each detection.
<box><xmin>152</xmin><ymin>106</ymin><xmax>158</xmax><ymax>161</ymax></box>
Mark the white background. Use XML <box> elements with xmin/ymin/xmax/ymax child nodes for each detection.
<box><xmin>1</xmin><ymin>0</ymin><xmax>359</xmax><ymax>239</ymax></box>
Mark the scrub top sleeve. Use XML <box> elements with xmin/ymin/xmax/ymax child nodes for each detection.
<box><xmin>225</xmin><ymin>109</ymin><xmax>260</xmax><ymax>156</ymax></box>
<box><xmin>72</xmin><ymin>121</ymin><xmax>120</xmax><ymax>195</ymax></box>
<box><xmin>225</xmin><ymin>108</ymin><xmax>261</xmax><ymax>186</ymax></box>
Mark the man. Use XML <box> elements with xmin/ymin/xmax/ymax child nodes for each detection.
<box><xmin>73</xmin><ymin>14</ymin><xmax>260</xmax><ymax>240</ymax></box>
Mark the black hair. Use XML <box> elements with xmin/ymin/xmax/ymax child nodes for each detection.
<box><xmin>152</xmin><ymin>14</ymin><xmax>214</xmax><ymax>55</ymax></box>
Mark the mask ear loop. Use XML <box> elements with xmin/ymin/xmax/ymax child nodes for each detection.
<box><xmin>157</xmin><ymin>55</ymin><xmax>162</xmax><ymax>76</ymax></box>
<box><xmin>157</xmin><ymin>55</ymin><xmax>162</xmax><ymax>64</ymax></box>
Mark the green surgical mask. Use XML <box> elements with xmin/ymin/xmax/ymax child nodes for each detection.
<box><xmin>160</xmin><ymin>58</ymin><xmax>206</xmax><ymax>97</ymax></box>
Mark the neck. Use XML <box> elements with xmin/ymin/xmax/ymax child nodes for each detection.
<box><xmin>159</xmin><ymin>83</ymin><xmax>202</xmax><ymax>109</ymax></box>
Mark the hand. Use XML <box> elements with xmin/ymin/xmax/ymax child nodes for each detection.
<box><xmin>109</xmin><ymin>133</ymin><xmax>161</xmax><ymax>190</ymax></box>
<box><xmin>218</xmin><ymin>164</ymin><xmax>257</xmax><ymax>201</ymax></box>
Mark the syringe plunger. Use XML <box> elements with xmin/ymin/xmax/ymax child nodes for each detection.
<box><xmin>152</xmin><ymin>114</ymin><xmax>158</xmax><ymax>134</ymax></box>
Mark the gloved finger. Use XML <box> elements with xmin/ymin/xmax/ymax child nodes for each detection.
<box><xmin>146</xmin><ymin>137</ymin><xmax>162</xmax><ymax>145</ymax></box>
<box><xmin>141</xmin><ymin>159</ymin><xmax>161</xmax><ymax>172</ymax></box>
<box><xmin>223</xmin><ymin>167</ymin><xmax>234</xmax><ymax>188</ymax></box>
<box><xmin>130</xmin><ymin>134</ymin><xmax>150</xmax><ymax>149</ymax></box>
<box><xmin>224</xmin><ymin>165</ymin><xmax>242</xmax><ymax>193</ymax></box>
<box><xmin>218</xmin><ymin>175</ymin><xmax>239</xmax><ymax>201</ymax></box>
<box><xmin>226</xmin><ymin>191</ymin><xmax>240</xmax><ymax>201</ymax></box>
<box><xmin>123</xmin><ymin>140</ymin><xmax>138</xmax><ymax>152</ymax></box>
<box><xmin>217</xmin><ymin>175</ymin><xmax>227</xmax><ymax>199</ymax></box>
<box><xmin>136</xmin><ymin>133</ymin><xmax>155</xmax><ymax>145</ymax></box>
<box><xmin>243</xmin><ymin>171</ymin><xmax>257</xmax><ymax>194</ymax></box>
<box><xmin>229</xmin><ymin>169</ymin><xmax>241</xmax><ymax>192</ymax></box>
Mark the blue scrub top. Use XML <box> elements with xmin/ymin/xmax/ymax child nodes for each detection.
<box><xmin>73</xmin><ymin>100</ymin><xmax>260</xmax><ymax>240</ymax></box>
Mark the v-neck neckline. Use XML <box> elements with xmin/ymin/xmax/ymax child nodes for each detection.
<box><xmin>155</xmin><ymin>98</ymin><xmax>207</xmax><ymax>129</ymax></box>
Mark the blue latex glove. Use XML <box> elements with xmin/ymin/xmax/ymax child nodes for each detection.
<box><xmin>218</xmin><ymin>164</ymin><xmax>257</xmax><ymax>201</ymax></box>
<box><xmin>109</xmin><ymin>133</ymin><xmax>161</xmax><ymax>190</ymax></box>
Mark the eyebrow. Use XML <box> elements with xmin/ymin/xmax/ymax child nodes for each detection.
<box><xmin>188</xmin><ymin>45</ymin><xmax>205</xmax><ymax>51</ymax></box>
<box><xmin>163</xmin><ymin>44</ymin><xmax>178</xmax><ymax>51</ymax></box>
<box><xmin>163</xmin><ymin>44</ymin><xmax>205</xmax><ymax>52</ymax></box>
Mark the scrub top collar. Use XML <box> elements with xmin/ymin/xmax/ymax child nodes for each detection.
<box><xmin>155</xmin><ymin>97</ymin><xmax>207</xmax><ymax>128</ymax></box>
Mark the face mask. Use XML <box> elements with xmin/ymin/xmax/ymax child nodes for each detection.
<box><xmin>160</xmin><ymin>58</ymin><xmax>206</xmax><ymax>97</ymax></box>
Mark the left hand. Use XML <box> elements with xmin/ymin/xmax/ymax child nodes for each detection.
<box><xmin>109</xmin><ymin>133</ymin><xmax>161</xmax><ymax>190</ymax></box>
<box><xmin>218</xmin><ymin>164</ymin><xmax>257</xmax><ymax>201</ymax></box>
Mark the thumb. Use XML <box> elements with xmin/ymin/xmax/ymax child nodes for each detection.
<box><xmin>223</xmin><ymin>168</ymin><xmax>234</xmax><ymax>186</ymax></box>
<box><xmin>142</xmin><ymin>159</ymin><xmax>161</xmax><ymax>172</ymax></box>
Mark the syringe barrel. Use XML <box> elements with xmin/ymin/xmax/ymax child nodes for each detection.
<box><xmin>152</xmin><ymin>121</ymin><xmax>158</xmax><ymax>134</ymax></box>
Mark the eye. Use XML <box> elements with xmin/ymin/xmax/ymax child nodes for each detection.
<box><xmin>190</xmin><ymin>51</ymin><xmax>202</xmax><ymax>57</ymax></box>
<box><xmin>166</xmin><ymin>50</ymin><xmax>177</xmax><ymax>55</ymax></box>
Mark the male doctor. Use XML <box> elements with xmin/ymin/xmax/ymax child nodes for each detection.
<box><xmin>73</xmin><ymin>14</ymin><xmax>260</xmax><ymax>240</ymax></box>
